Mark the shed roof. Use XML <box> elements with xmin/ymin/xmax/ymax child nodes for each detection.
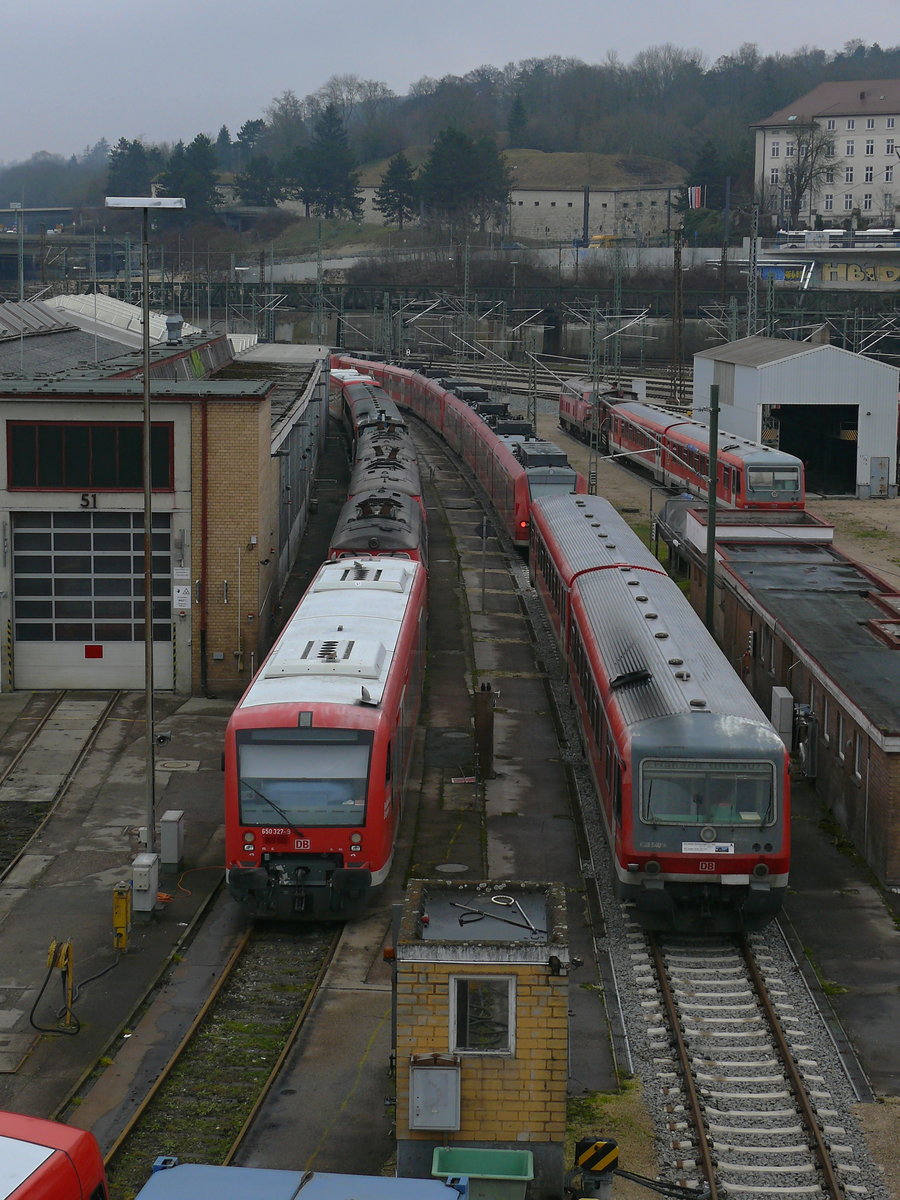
<box><xmin>718</xmin><ymin>540</ymin><xmax>900</xmax><ymax>738</ymax></box>
<box><xmin>695</xmin><ymin>336</ymin><xmax>829</xmax><ymax>368</ymax></box>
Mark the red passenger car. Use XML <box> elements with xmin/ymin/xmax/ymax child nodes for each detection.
<box><xmin>224</xmin><ymin>558</ymin><xmax>427</xmax><ymax>919</ymax></box>
<box><xmin>332</xmin><ymin>356</ymin><xmax>586</xmax><ymax>547</ymax></box>
<box><xmin>559</xmin><ymin>379</ymin><xmax>805</xmax><ymax>510</ymax></box>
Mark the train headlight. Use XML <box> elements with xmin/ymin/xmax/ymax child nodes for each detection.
<box><xmin>752</xmin><ymin>862</ymin><xmax>770</xmax><ymax>878</ymax></box>
<box><xmin>350</xmin><ymin>832</ymin><xmax>363</xmax><ymax>846</ymax></box>
<box><xmin>644</xmin><ymin>860</ymin><xmax>661</xmax><ymax>874</ymax></box>
<box><xmin>243</xmin><ymin>831</ymin><xmax>255</xmax><ymax>843</ymax></box>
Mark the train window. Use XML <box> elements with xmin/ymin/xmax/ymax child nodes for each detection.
<box><xmin>747</xmin><ymin>466</ymin><xmax>799</xmax><ymax>494</ymax></box>
<box><xmin>451</xmin><ymin>976</ymin><xmax>514</xmax><ymax>1054</ymax></box>
<box><xmin>237</xmin><ymin>729</ymin><xmax>373</xmax><ymax>826</ymax></box>
<box><xmin>640</xmin><ymin>759</ymin><xmax>775</xmax><ymax>826</ymax></box>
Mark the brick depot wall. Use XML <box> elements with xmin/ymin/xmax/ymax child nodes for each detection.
<box><xmin>395</xmin><ymin>959</ymin><xmax>568</xmax><ymax>1143</ymax></box>
<box><xmin>190</xmin><ymin>397</ymin><xmax>270</xmax><ymax>695</ymax></box>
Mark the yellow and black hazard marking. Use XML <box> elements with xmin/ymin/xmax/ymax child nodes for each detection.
<box><xmin>575</xmin><ymin>1137</ymin><xmax>619</xmax><ymax>1175</ymax></box>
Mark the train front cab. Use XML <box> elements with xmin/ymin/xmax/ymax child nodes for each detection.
<box><xmin>226</xmin><ymin>722</ymin><xmax>382</xmax><ymax>919</ymax></box>
<box><xmin>617</xmin><ymin>728</ymin><xmax>790</xmax><ymax>933</ymax></box>
<box><xmin>738</xmin><ymin>459</ymin><xmax>805</xmax><ymax>509</ymax></box>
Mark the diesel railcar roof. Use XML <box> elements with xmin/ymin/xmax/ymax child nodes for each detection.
<box><xmin>237</xmin><ymin>559</ymin><xmax>423</xmax><ymax>712</ymax></box>
<box><xmin>536</xmin><ymin>494</ymin><xmax>771</xmax><ymax>730</ymax></box>
<box><xmin>330</xmin><ymin>490</ymin><xmax>423</xmax><ymax>553</ymax></box>
<box><xmin>348</xmin><ymin>456</ymin><xmax>422</xmax><ymax>497</ymax></box>
<box><xmin>533</xmin><ymin>493</ymin><xmax>665</xmax><ymax>582</ymax></box>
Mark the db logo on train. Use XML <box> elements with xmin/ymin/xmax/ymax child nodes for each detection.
<box><xmin>699</xmin><ymin>861</ymin><xmax>717</xmax><ymax>872</ymax></box>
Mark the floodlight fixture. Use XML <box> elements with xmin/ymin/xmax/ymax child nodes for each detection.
<box><xmin>105</xmin><ymin>196</ymin><xmax>186</xmax><ymax>209</ymax></box>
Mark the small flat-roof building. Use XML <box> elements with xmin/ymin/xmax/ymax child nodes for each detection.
<box><xmin>394</xmin><ymin>879</ymin><xmax>570</xmax><ymax>1198</ymax></box>
<box><xmin>693</xmin><ymin>336</ymin><xmax>899</xmax><ymax>498</ymax></box>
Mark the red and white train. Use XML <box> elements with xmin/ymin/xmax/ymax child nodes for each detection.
<box><xmin>331</xmin><ymin>355</ymin><xmax>586</xmax><ymax>547</ymax></box>
<box><xmin>0</xmin><ymin>1110</ymin><xmax>107</xmax><ymax>1200</ymax></box>
<box><xmin>559</xmin><ymin>379</ymin><xmax>805</xmax><ymax>510</ymax></box>
<box><xmin>530</xmin><ymin>492</ymin><xmax>790</xmax><ymax>931</ymax></box>
<box><xmin>225</xmin><ymin>557</ymin><xmax>427</xmax><ymax>919</ymax></box>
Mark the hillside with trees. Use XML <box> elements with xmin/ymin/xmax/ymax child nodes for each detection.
<box><xmin>2</xmin><ymin>39</ymin><xmax>899</xmax><ymax>235</ymax></box>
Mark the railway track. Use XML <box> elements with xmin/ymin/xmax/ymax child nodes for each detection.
<box><xmin>0</xmin><ymin>690</ymin><xmax>126</xmax><ymax>877</ymax></box>
<box><xmin>102</xmin><ymin>921</ymin><xmax>340</xmax><ymax>1199</ymax></box>
<box><xmin>416</xmin><ymin>355</ymin><xmax>692</xmax><ymax>407</ymax></box>
<box><xmin>641</xmin><ymin>930</ymin><xmax>860</xmax><ymax>1199</ymax></box>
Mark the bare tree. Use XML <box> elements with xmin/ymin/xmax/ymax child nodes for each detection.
<box><xmin>780</xmin><ymin>120</ymin><xmax>841</xmax><ymax>228</ymax></box>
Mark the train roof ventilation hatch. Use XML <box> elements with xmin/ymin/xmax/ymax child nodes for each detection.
<box><xmin>266</xmin><ymin>638</ymin><xmax>387</xmax><ymax>680</ymax></box>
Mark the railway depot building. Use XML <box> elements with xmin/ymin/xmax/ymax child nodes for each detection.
<box><xmin>0</xmin><ymin>318</ymin><xmax>326</xmax><ymax>696</ymax></box>
<box><xmin>693</xmin><ymin>336</ymin><xmax>899</xmax><ymax>499</ymax></box>
<box><xmin>659</xmin><ymin>502</ymin><xmax>900</xmax><ymax>889</ymax></box>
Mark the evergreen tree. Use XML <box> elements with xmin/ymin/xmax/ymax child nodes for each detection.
<box><xmin>235</xmin><ymin>119</ymin><xmax>267</xmax><ymax>170</ymax></box>
<box><xmin>215</xmin><ymin>125</ymin><xmax>234</xmax><ymax>171</ymax></box>
<box><xmin>373</xmin><ymin>152</ymin><xmax>418</xmax><ymax>229</ymax></box>
<box><xmin>158</xmin><ymin>134</ymin><xmax>220</xmax><ymax>219</ymax></box>
<box><xmin>685</xmin><ymin>140</ymin><xmax>725</xmax><ymax>209</ymax></box>
<box><xmin>234</xmin><ymin>156</ymin><xmax>282</xmax><ymax>206</ymax></box>
<box><xmin>107</xmin><ymin>137</ymin><xmax>154</xmax><ymax>196</ymax></box>
<box><xmin>507</xmin><ymin>95</ymin><xmax>528</xmax><ymax>148</ymax></box>
<box><xmin>419</xmin><ymin>128</ymin><xmax>510</xmax><ymax>231</ymax></box>
<box><xmin>306</xmin><ymin>104</ymin><xmax>362</xmax><ymax>219</ymax></box>
<box><xmin>281</xmin><ymin>146</ymin><xmax>317</xmax><ymax>218</ymax></box>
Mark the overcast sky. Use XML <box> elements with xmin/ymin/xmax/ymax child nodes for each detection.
<box><xmin>4</xmin><ymin>0</ymin><xmax>898</xmax><ymax>166</ymax></box>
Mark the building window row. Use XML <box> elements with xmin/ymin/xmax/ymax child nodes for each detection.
<box><xmin>8</xmin><ymin>422</ymin><xmax>174</xmax><ymax>492</ymax></box>
<box><xmin>825</xmin><ymin>116</ymin><xmax>894</xmax><ymax>131</ymax></box>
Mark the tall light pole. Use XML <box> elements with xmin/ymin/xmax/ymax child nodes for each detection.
<box><xmin>105</xmin><ymin>196</ymin><xmax>186</xmax><ymax>855</ymax></box>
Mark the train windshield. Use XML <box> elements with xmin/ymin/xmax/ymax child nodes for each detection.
<box><xmin>641</xmin><ymin>759</ymin><xmax>775</xmax><ymax>826</ymax></box>
<box><xmin>746</xmin><ymin>466</ymin><xmax>800</xmax><ymax>496</ymax></box>
<box><xmin>237</xmin><ymin>728</ymin><xmax>372</xmax><ymax>827</ymax></box>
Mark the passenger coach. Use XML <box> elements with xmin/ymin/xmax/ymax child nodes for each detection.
<box><xmin>559</xmin><ymin>380</ymin><xmax>805</xmax><ymax>510</ymax></box>
<box><xmin>530</xmin><ymin>493</ymin><xmax>790</xmax><ymax>931</ymax></box>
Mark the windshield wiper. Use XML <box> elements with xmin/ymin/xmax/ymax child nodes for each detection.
<box><xmin>241</xmin><ymin>778</ymin><xmax>305</xmax><ymax>836</ymax></box>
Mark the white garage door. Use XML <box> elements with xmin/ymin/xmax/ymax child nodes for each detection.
<box><xmin>12</xmin><ymin>511</ymin><xmax>173</xmax><ymax>689</ymax></box>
